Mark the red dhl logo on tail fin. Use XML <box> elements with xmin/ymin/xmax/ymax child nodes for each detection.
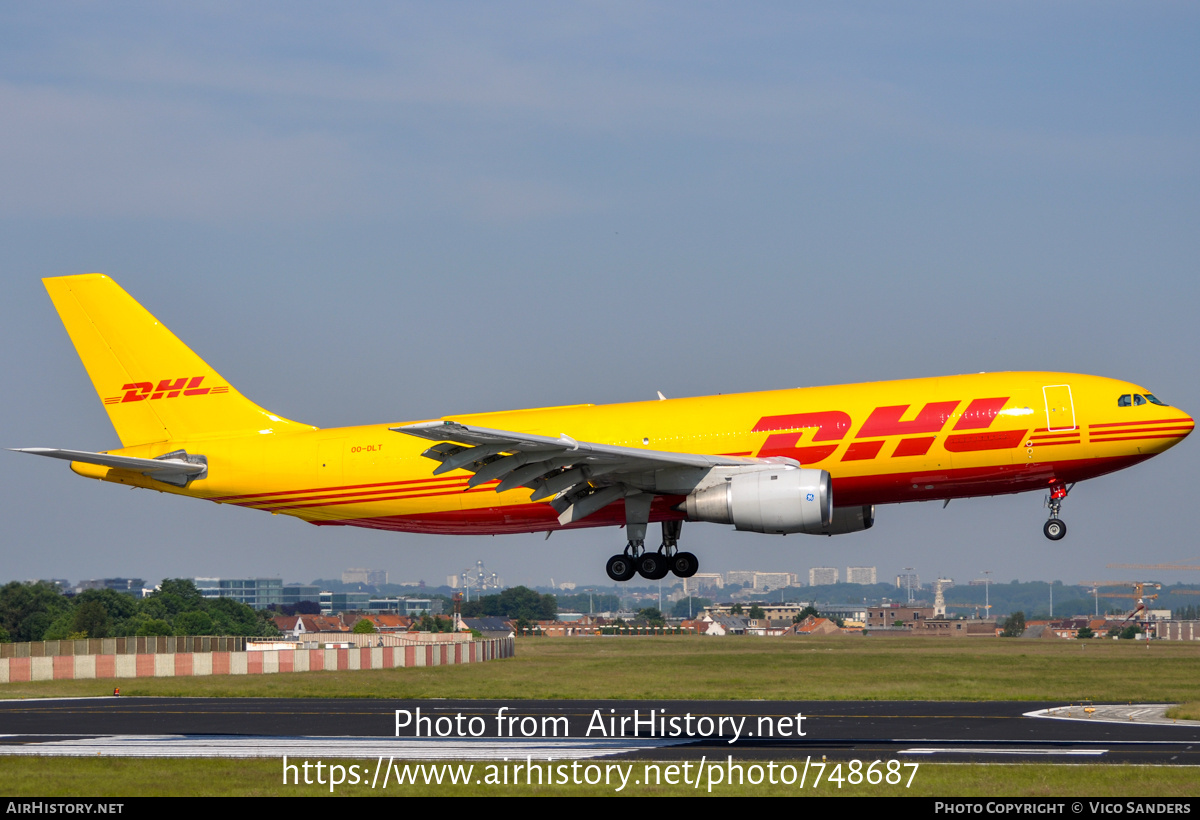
<box><xmin>103</xmin><ymin>377</ymin><xmax>229</xmax><ymax>405</ymax></box>
<box><xmin>753</xmin><ymin>397</ymin><xmax>1024</xmax><ymax>463</ymax></box>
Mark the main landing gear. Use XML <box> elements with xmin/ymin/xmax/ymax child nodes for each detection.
<box><xmin>606</xmin><ymin>520</ymin><xmax>699</xmax><ymax>582</ymax></box>
<box><xmin>1042</xmin><ymin>483</ymin><xmax>1073</xmax><ymax>541</ymax></box>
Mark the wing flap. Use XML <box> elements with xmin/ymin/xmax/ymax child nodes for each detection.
<box><xmin>392</xmin><ymin>420</ymin><xmax>759</xmax><ymax>524</ymax></box>
<box><xmin>395</xmin><ymin>421</ymin><xmax>755</xmax><ymax>469</ymax></box>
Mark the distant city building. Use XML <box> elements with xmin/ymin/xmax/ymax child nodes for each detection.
<box><xmin>685</xmin><ymin>574</ymin><xmax>725</xmax><ymax>593</ymax></box>
<box><xmin>753</xmin><ymin>572</ymin><xmax>796</xmax><ymax>590</ymax></box>
<box><xmin>321</xmin><ymin>591</ymin><xmax>369</xmax><ymax>614</ymax></box>
<box><xmin>809</xmin><ymin>567</ymin><xmax>839</xmax><ymax>586</ymax></box>
<box><xmin>74</xmin><ymin>578</ymin><xmax>145</xmax><ymax>596</ymax></box>
<box><xmin>725</xmin><ymin>571</ymin><xmax>797</xmax><ymax>590</ymax></box>
<box><xmin>867</xmin><ymin>604</ymin><xmax>935</xmax><ymax>629</ymax></box>
<box><xmin>342</xmin><ymin>568</ymin><xmax>388</xmax><ymax>586</ymax></box>
<box><xmin>282</xmin><ymin>584</ymin><xmax>321</xmax><ymax>608</ymax></box>
<box><xmin>846</xmin><ymin>567</ymin><xmax>877</xmax><ymax>585</ymax></box>
<box><xmin>818</xmin><ymin>604</ymin><xmax>869</xmax><ymax>624</ymax></box>
<box><xmin>319</xmin><ymin>592</ymin><xmax>442</xmax><ymax>616</ymax></box>
<box><xmin>704</xmin><ymin>603</ymin><xmax>813</xmax><ymax>622</ymax></box>
<box><xmin>896</xmin><ymin>573</ymin><xmax>921</xmax><ymax>603</ymax></box>
<box><xmin>194</xmin><ymin>577</ymin><xmax>283</xmax><ymax>609</ymax></box>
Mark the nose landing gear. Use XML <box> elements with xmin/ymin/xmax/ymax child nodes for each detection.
<box><xmin>1042</xmin><ymin>483</ymin><xmax>1072</xmax><ymax>541</ymax></box>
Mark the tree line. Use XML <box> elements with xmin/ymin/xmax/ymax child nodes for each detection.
<box><xmin>0</xmin><ymin>580</ymin><xmax>279</xmax><ymax>642</ymax></box>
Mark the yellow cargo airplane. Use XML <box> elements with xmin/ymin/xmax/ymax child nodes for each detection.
<box><xmin>16</xmin><ymin>275</ymin><xmax>1194</xmax><ymax>582</ymax></box>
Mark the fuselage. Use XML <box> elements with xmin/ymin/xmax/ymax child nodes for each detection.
<box><xmin>74</xmin><ymin>371</ymin><xmax>1193</xmax><ymax>536</ymax></box>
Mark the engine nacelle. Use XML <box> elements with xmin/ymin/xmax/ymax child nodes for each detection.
<box><xmin>818</xmin><ymin>504</ymin><xmax>875</xmax><ymax>535</ymax></box>
<box><xmin>684</xmin><ymin>468</ymin><xmax>832</xmax><ymax>534</ymax></box>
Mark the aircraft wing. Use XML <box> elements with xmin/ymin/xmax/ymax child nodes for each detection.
<box><xmin>392</xmin><ymin>420</ymin><xmax>762</xmax><ymax>525</ymax></box>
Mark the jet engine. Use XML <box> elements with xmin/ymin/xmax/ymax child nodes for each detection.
<box><xmin>684</xmin><ymin>468</ymin><xmax>833</xmax><ymax>534</ymax></box>
<box><xmin>817</xmin><ymin>504</ymin><xmax>875</xmax><ymax>535</ymax></box>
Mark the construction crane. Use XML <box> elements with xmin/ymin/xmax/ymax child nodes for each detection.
<box><xmin>1095</xmin><ymin>582</ymin><xmax>1161</xmax><ymax>624</ymax></box>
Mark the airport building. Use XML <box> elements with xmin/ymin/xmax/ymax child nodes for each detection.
<box><xmin>194</xmin><ymin>577</ymin><xmax>284</xmax><ymax>609</ymax></box>
<box><xmin>193</xmin><ymin>578</ymin><xmax>322</xmax><ymax>610</ymax></box>
<box><xmin>704</xmin><ymin>603</ymin><xmax>813</xmax><ymax>621</ymax></box>
<box><xmin>867</xmin><ymin>604</ymin><xmax>934</xmax><ymax>629</ymax></box>
<box><xmin>282</xmin><ymin>584</ymin><xmax>321</xmax><ymax>607</ymax></box>
<box><xmin>319</xmin><ymin>592</ymin><xmax>442</xmax><ymax>616</ymax></box>
<box><xmin>817</xmin><ymin>604</ymin><xmax>869</xmax><ymax>624</ymax></box>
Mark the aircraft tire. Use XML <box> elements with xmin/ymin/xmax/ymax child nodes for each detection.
<box><xmin>606</xmin><ymin>555</ymin><xmax>637</xmax><ymax>582</ymax></box>
<box><xmin>637</xmin><ymin>553</ymin><xmax>670</xmax><ymax>580</ymax></box>
<box><xmin>671</xmin><ymin>552</ymin><xmax>699</xmax><ymax>578</ymax></box>
<box><xmin>1043</xmin><ymin>519</ymin><xmax>1067</xmax><ymax>541</ymax></box>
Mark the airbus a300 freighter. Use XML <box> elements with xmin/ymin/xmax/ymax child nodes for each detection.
<box><xmin>17</xmin><ymin>275</ymin><xmax>1193</xmax><ymax>581</ymax></box>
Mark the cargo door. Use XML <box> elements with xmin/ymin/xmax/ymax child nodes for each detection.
<box><xmin>1042</xmin><ymin>384</ymin><xmax>1076</xmax><ymax>432</ymax></box>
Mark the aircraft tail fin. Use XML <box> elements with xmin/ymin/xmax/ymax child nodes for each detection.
<box><xmin>43</xmin><ymin>274</ymin><xmax>315</xmax><ymax>447</ymax></box>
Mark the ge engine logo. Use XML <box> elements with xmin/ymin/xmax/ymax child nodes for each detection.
<box><xmin>806</xmin><ymin>493</ymin><xmax>814</xmax><ymax>501</ymax></box>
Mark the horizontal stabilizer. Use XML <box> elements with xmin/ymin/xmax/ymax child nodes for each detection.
<box><xmin>12</xmin><ymin>448</ymin><xmax>206</xmax><ymax>480</ymax></box>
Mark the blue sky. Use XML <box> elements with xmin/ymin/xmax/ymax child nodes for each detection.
<box><xmin>3</xmin><ymin>3</ymin><xmax>1198</xmax><ymax>592</ymax></box>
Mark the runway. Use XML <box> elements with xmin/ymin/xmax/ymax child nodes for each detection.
<box><xmin>1</xmin><ymin>698</ymin><xmax>1197</xmax><ymax>764</ymax></box>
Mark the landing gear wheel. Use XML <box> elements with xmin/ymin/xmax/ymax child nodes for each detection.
<box><xmin>671</xmin><ymin>551</ymin><xmax>699</xmax><ymax>578</ymax></box>
<box><xmin>1043</xmin><ymin>519</ymin><xmax>1067</xmax><ymax>541</ymax></box>
<box><xmin>606</xmin><ymin>554</ymin><xmax>636</xmax><ymax>582</ymax></box>
<box><xmin>637</xmin><ymin>552</ymin><xmax>670</xmax><ymax>580</ymax></box>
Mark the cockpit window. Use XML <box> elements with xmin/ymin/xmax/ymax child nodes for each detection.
<box><xmin>1133</xmin><ymin>394</ymin><xmax>1147</xmax><ymax>406</ymax></box>
<box><xmin>1145</xmin><ymin>394</ymin><xmax>1168</xmax><ymax>406</ymax></box>
<box><xmin>1117</xmin><ymin>394</ymin><xmax>1131</xmax><ymax>407</ymax></box>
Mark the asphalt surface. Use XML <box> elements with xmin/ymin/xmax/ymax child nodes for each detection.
<box><xmin>1</xmin><ymin>698</ymin><xmax>1198</xmax><ymax>763</ymax></box>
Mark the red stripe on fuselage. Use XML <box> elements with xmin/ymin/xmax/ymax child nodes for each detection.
<box><xmin>324</xmin><ymin>495</ymin><xmax>688</xmax><ymax>535</ymax></box>
<box><xmin>264</xmin><ymin>484</ymin><xmax>500</xmax><ymax>511</ymax></box>
<box><xmin>238</xmin><ymin>478</ymin><xmax>497</xmax><ymax>508</ymax></box>
<box><xmin>210</xmin><ymin>475</ymin><xmax>466</xmax><ymax>503</ymax></box>
<box><xmin>1089</xmin><ymin>425</ymin><xmax>1194</xmax><ymax>437</ymax></box>
<box><xmin>307</xmin><ymin>454</ymin><xmax>1154</xmax><ymax>535</ymax></box>
<box><xmin>1090</xmin><ymin>418</ymin><xmax>1193</xmax><ymax>429</ymax></box>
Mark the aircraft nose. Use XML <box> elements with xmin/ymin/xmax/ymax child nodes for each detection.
<box><xmin>1170</xmin><ymin>408</ymin><xmax>1194</xmax><ymax>442</ymax></box>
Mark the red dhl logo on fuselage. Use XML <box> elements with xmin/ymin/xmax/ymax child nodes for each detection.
<box><xmin>752</xmin><ymin>396</ymin><xmax>1027</xmax><ymax>464</ymax></box>
<box><xmin>103</xmin><ymin>377</ymin><xmax>229</xmax><ymax>405</ymax></box>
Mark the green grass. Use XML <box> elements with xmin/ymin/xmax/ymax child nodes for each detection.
<box><xmin>3</xmin><ymin>635</ymin><xmax>1199</xmax><ymax>702</ymax></box>
<box><xmin>4</xmin><ymin>638</ymin><xmax>1198</xmax><ymax>799</ymax></box>
<box><xmin>1166</xmin><ymin>702</ymin><xmax>1200</xmax><ymax>720</ymax></box>
<box><xmin>0</xmin><ymin>758</ymin><xmax>1196</xmax><ymax>797</ymax></box>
